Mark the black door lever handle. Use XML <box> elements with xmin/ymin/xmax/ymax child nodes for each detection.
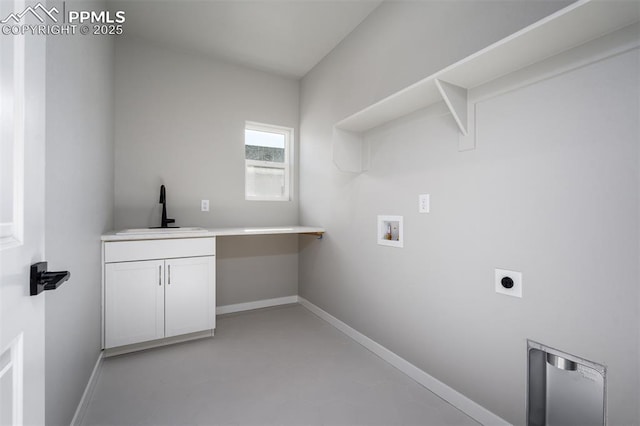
<box><xmin>30</xmin><ymin>262</ymin><xmax>70</xmax><ymax>296</ymax></box>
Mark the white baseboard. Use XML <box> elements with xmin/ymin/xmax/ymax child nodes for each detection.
<box><xmin>70</xmin><ymin>352</ymin><xmax>103</xmax><ymax>426</ymax></box>
<box><xmin>298</xmin><ymin>297</ymin><xmax>510</xmax><ymax>426</ymax></box>
<box><xmin>216</xmin><ymin>295</ymin><xmax>299</xmax><ymax>315</ymax></box>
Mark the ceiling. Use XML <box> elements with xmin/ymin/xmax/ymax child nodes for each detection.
<box><xmin>109</xmin><ymin>0</ymin><xmax>383</xmax><ymax>78</ymax></box>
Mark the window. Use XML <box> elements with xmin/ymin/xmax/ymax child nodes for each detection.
<box><xmin>245</xmin><ymin>121</ymin><xmax>292</xmax><ymax>201</ymax></box>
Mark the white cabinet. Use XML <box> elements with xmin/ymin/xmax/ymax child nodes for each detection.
<box><xmin>105</xmin><ymin>260</ymin><xmax>165</xmax><ymax>348</ymax></box>
<box><xmin>103</xmin><ymin>237</ymin><xmax>216</xmax><ymax>350</ymax></box>
<box><xmin>164</xmin><ymin>256</ymin><xmax>215</xmax><ymax>338</ymax></box>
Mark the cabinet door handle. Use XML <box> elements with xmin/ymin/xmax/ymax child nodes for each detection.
<box><xmin>168</xmin><ymin>264</ymin><xmax>171</xmax><ymax>285</ymax></box>
<box><xmin>159</xmin><ymin>265</ymin><xmax>162</xmax><ymax>286</ymax></box>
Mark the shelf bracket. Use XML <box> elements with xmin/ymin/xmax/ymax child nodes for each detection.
<box><xmin>434</xmin><ymin>79</ymin><xmax>468</xmax><ymax>136</ymax></box>
<box><xmin>458</xmin><ymin>101</ymin><xmax>476</xmax><ymax>152</ymax></box>
<box><xmin>302</xmin><ymin>232</ymin><xmax>324</xmax><ymax>240</ymax></box>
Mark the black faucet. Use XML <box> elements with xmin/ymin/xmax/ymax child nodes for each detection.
<box><xmin>158</xmin><ymin>185</ymin><xmax>176</xmax><ymax>228</ymax></box>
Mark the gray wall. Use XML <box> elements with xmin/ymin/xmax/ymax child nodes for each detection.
<box><xmin>45</xmin><ymin>1</ymin><xmax>114</xmax><ymax>424</ymax></box>
<box><xmin>114</xmin><ymin>37</ymin><xmax>300</xmax><ymax>306</ymax></box>
<box><xmin>299</xmin><ymin>2</ymin><xmax>639</xmax><ymax>425</ymax></box>
<box><xmin>113</xmin><ymin>37</ymin><xmax>299</xmax><ymax>229</ymax></box>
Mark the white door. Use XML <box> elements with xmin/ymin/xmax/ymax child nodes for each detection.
<box><xmin>165</xmin><ymin>257</ymin><xmax>215</xmax><ymax>338</ymax></box>
<box><xmin>104</xmin><ymin>260</ymin><xmax>165</xmax><ymax>348</ymax></box>
<box><xmin>0</xmin><ymin>0</ymin><xmax>47</xmax><ymax>423</ymax></box>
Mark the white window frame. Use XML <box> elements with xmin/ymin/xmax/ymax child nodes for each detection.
<box><xmin>244</xmin><ymin>121</ymin><xmax>293</xmax><ymax>202</ymax></box>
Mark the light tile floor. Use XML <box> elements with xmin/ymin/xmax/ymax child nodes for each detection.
<box><xmin>81</xmin><ymin>304</ymin><xmax>480</xmax><ymax>426</ymax></box>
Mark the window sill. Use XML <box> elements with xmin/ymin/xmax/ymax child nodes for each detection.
<box><xmin>245</xmin><ymin>196</ymin><xmax>291</xmax><ymax>202</ymax></box>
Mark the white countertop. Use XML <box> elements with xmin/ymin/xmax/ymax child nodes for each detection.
<box><xmin>101</xmin><ymin>226</ymin><xmax>325</xmax><ymax>241</ymax></box>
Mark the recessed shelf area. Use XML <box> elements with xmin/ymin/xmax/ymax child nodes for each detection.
<box><xmin>332</xmin><ymin>0</ymin><xmax>640</xmax><ymax>173</ymax></box>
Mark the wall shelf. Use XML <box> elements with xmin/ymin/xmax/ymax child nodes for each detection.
<box><xmin>332</xmin><ymin>0</ymin><xmax>640</xmax><ymax>173</ymax></box>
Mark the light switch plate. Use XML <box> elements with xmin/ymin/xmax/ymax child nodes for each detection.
<box><xmin>201</xmin><ymin>200</ymin><xmax>209</xmax><ymax>212</ymax></box>
<box><xmin>419</xmin><ymin>194</ymin><xmax>430</xmax><ymax>213</ymax></box>
<box><xmin>495</xmin><ymin>268</ymin><xmax>522</xmax><ymax>298</ymax></box>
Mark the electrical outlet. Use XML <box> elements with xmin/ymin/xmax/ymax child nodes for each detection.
<box><xmin>419</xmin><ymin>194</ymin><xmax>430</xmax><ymax>213</ymax></box>
<box><xmin>201</xmin><ymin>200</ymin><xmax>209</xmax><ymax>212</ymax></box>
<box><xmin>495</xmin><ymin>268</ymin><xmax>522</xmax><ymax>298</ymax></box>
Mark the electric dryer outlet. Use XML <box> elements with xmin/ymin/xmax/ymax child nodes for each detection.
<box><xmin>495</xmin><ymin>268</ymin><xmax>522</xmax><ymax>298</ymax></box>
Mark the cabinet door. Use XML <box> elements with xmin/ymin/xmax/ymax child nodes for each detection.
<box><xmin>165</xmin><ymin>256</ymin><xmax>215</xmax><ymax>338</ymax></box>
<box><xmin>105</xmin><ymin>260</ymin><xmax>165</xmax><ymax>348</ymax></box>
